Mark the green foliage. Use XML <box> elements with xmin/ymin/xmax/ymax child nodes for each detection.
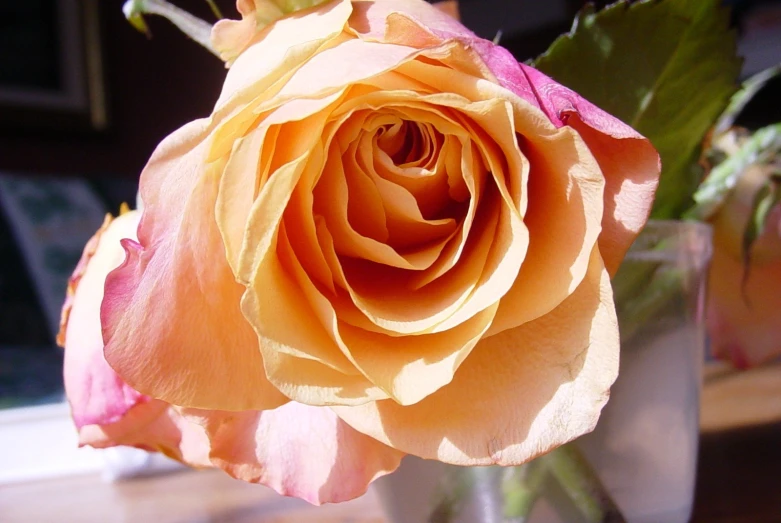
<box><xmin>534</xmin><ymin>0</ymin><xmax>742</xmax><ymax>219</ymax></box>
<box><xmin>689</xmin><ymin>123</ymin><xmax>781</xmax><ymax>220</ymax></box>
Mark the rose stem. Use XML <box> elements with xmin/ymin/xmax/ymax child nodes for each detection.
<box><xmin>543</xmin><ymin>444</ymin><xmax>627</xmax><ymax>523</ymax></box>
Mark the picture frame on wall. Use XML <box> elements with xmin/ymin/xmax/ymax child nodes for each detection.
<box><xmin>0</xmin><ymin>0</ymin><xmax>107</xmax><ymax>132</ymax></box>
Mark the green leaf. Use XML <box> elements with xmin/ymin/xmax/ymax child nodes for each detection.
<box><xmin>741</xmin><ymin>171</ymin><xmax>781</xmax><ymax>293</ymax></box>
<box><xmin>534</xmin><ymin>0</ymin><xmax>742</xmax><ymax>220</ymax></box>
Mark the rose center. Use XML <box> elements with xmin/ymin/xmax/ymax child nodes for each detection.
<box><xmin>376</xmin><ymin>120</ymin><xmax>432</xmax><ymax>168</ymax></box>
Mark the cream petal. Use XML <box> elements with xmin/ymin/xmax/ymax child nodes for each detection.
<box><xmin>215</xmin><ymin>0</ymin><xmax>353</xmax><ymax>111</ymax></box>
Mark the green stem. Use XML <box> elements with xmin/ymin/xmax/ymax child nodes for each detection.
<box><xmin>501</xmin><ymin>461</ymin><xmax>546</xmax><ymax>522</ymax></box>
<box><xmin>427</xmin><ymin>466</ymin><xmax>474</xmax><ymax>523</ymax></box>
<box><xmin>542</xmin><ymin>445</ymin><xmax>626</xmax><ymax>523</ymax></box>
<box><xmin>616</xmin><ymin>265</ymin><xmax>683</xmax><ymax>344</ymax></box>
<box><xmin>205</xmin><ymin>0</ymin><xmax>223</xmax><ymax>19</ymax></box>
<box><xmin>422</xmin><ymin>446</ymin><xmax>625</xmax><ymax>523</ymax></box>
<box><xmin>122</xmin><ymin>0</ymin><xmax>219</xmax><ymax>57</ymax></box>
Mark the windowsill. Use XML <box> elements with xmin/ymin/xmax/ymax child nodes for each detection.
<box><xmin>0</xmin><ymin>402</ymin><xmax>104</xmax><ymax>485</ymax></box>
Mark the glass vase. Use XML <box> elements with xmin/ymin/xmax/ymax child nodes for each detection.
<box><xmin>373</xmin><ymin>220</ymin><xmax>713</xmax><ymax>523</ymax></box>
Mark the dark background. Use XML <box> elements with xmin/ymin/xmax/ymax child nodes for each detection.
<box><xmin>0</xmin><ymin>0</ymin><xmax>230</xmax><ymax>181</ymax></box>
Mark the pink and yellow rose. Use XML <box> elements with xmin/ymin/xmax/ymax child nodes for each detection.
<box><xmin>707</xmin><ymin>163</ymin><xmax>781</xmax><ymax>368</ymax></box>
<box><xmin>60</xmin><ymin>0</ymin><xmax>659</xmax><ymax>503</ymax></box>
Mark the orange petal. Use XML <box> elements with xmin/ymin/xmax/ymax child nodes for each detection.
<box><xmin>211</xmin><ymin>0</ymin><xmax>278</xmax><ymax>65</ymax></box>
<box><xmin>332</xmin><ymin>248</ymin><xmax>618</xmax><ymax>465</ymax></box>
<box><xmin>566</xmin><ymin>119</ymin><xmax>660</xmax><ymax>275</ymax></box>
<box><xmin>241</xmin><ymin>221</ymin><xmax>387</xmax><ymax>405</ymax></box>
<box><xmin>102</xmin><ymin>121</ymin><xmax>287</xmax><ymax>411</ymax></box>
<box><xmin>489</xmin><ymin>126</ymin><xmax>604</xmax><ymax>334</ymax></box>
<box><xmin>349</xmin><ymin>0</ymin><xmax>467</xmax><ymax>47</ymax></box>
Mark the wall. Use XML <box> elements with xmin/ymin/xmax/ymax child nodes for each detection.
<box><xmin>0</xmin><ymin>1</ymin><xmax>231</xmax><ymax>180</ymax></box>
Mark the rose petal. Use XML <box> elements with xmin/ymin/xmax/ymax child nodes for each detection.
<box><xmin>519</xmin><ymin>66</ymin><xmax>660</xmax><ymax>274</ymax></box>
<box><xmin>489</xmin><ymin>125</ymin><xmax>605</xmax><ymax>334</ymax></box>
<box><xmin>58</xmin><ymin>213</ymin><xmax>111</xmax><ymax>349</ymax></box>
<box><xmin>350</xmin><ymin>0</ymin><xmax>467</xmax><ymax>46</ymax></box>
<box><xmin>214</xmin><ymin>0</ymin><xmax>354</xmax><ymax>111</ymax></box>
<box><xmin>380</xmin><ymin>60</ymin><xmax>604</xmax><ymax>333</ymax></box>
<box><xmin>211</xmin><ymin>0</ymin><xmax>282</xmax><ymax>65</ymax></box>
<box><xmin>705</xmin><ymin>165</ymin><xmax>781</xmax><ymax>367</ymax></box>
<box><xmin>78</xmin><ymin>401</ymin><xmax>212</xmax><ymax>469</ymax></box>
<box><xmin>332</xmin><ymin>248</ymin><xmax>618</xmax><ymax>466</ymax></box>
<box><xmin>186</xmin><ymin>403</ymin><xmax>404</xmax><ymax>505</ymax></box>
<box><xmin>102</xmin><ymin>121</ymin><xmax>288</xmax><ymax>411</ymax></box>
<box><xmin>62</xmin><ymin>211</ymin><xmax>147</xmax><ymax>429</ymax></box>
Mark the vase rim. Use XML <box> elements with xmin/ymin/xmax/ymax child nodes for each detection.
<box><xmin>624</xmin><ymin>219</ymin><xmax>713</xmax><ymax>266</ymax></box>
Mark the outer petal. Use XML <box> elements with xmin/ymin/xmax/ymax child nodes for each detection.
<box><xmin>518</xmin><ymin>65</ymin><xmax>660</xmax><ymax>275</ymax></box>
<box><xmin>60</xmin><ymin>211</ymin><xmax>147</xmax><ymax>429</ymax></box>
<box><xmin>332</xmin><ymin>249</ymin><xmax>618</xmax><ymax>465</ymax></box>
<box><xmin>58</xmin><ymin>209</ymin><xmax>393</xmax><ymax>504</ymax></box>
<box><xmin>78</xmin><ymin>401</ymin><xmax>212</xmax><ymax>469</ymax></box>
<box><xmin>211</xmin><ymin>0</ymin><xmax>349</xmax><ymax>66</ymax></box>
<box><xmin>185</xmin><ymin>404</ymin><xmax>404</xmax><ymax>505</ymax></box>
<box><xmin>211</xmin><ymin>0</ymin><xmax>278</xmax><ymax>65</ymax></box>
<box><xmin>101</xmin><ymin>121</ymin><xmax>287</xmax><ymax>411</ymax></box>
<box><xmin>58</xmin><ymin>209</ymin><xmax>212</xmax><ymax>465</ymax></box>
<box><xmin>214</xmin><ymin>0</ymin><xmax>353</xmax><ymax>111</ymax></box>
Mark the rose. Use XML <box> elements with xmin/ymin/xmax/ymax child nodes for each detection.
<box><xmin>62</xmin><ymin>0</ymin><xmax>659</xmax><ymax>503</ymax></box>
<box><xmin>707</xmin><ymin>163</ymin><xmax>781</xmax><ymax>368</ymax></box>
<box><xmin>59</xmin><ymin>209</ymin><xmax>403</xmax><ymax>503</ymax></box>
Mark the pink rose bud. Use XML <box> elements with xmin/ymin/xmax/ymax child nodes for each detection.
<box><xmin>708</xmin><ymin>164</ymin><xmax>781</xmax><ymax>368</ymax></box>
